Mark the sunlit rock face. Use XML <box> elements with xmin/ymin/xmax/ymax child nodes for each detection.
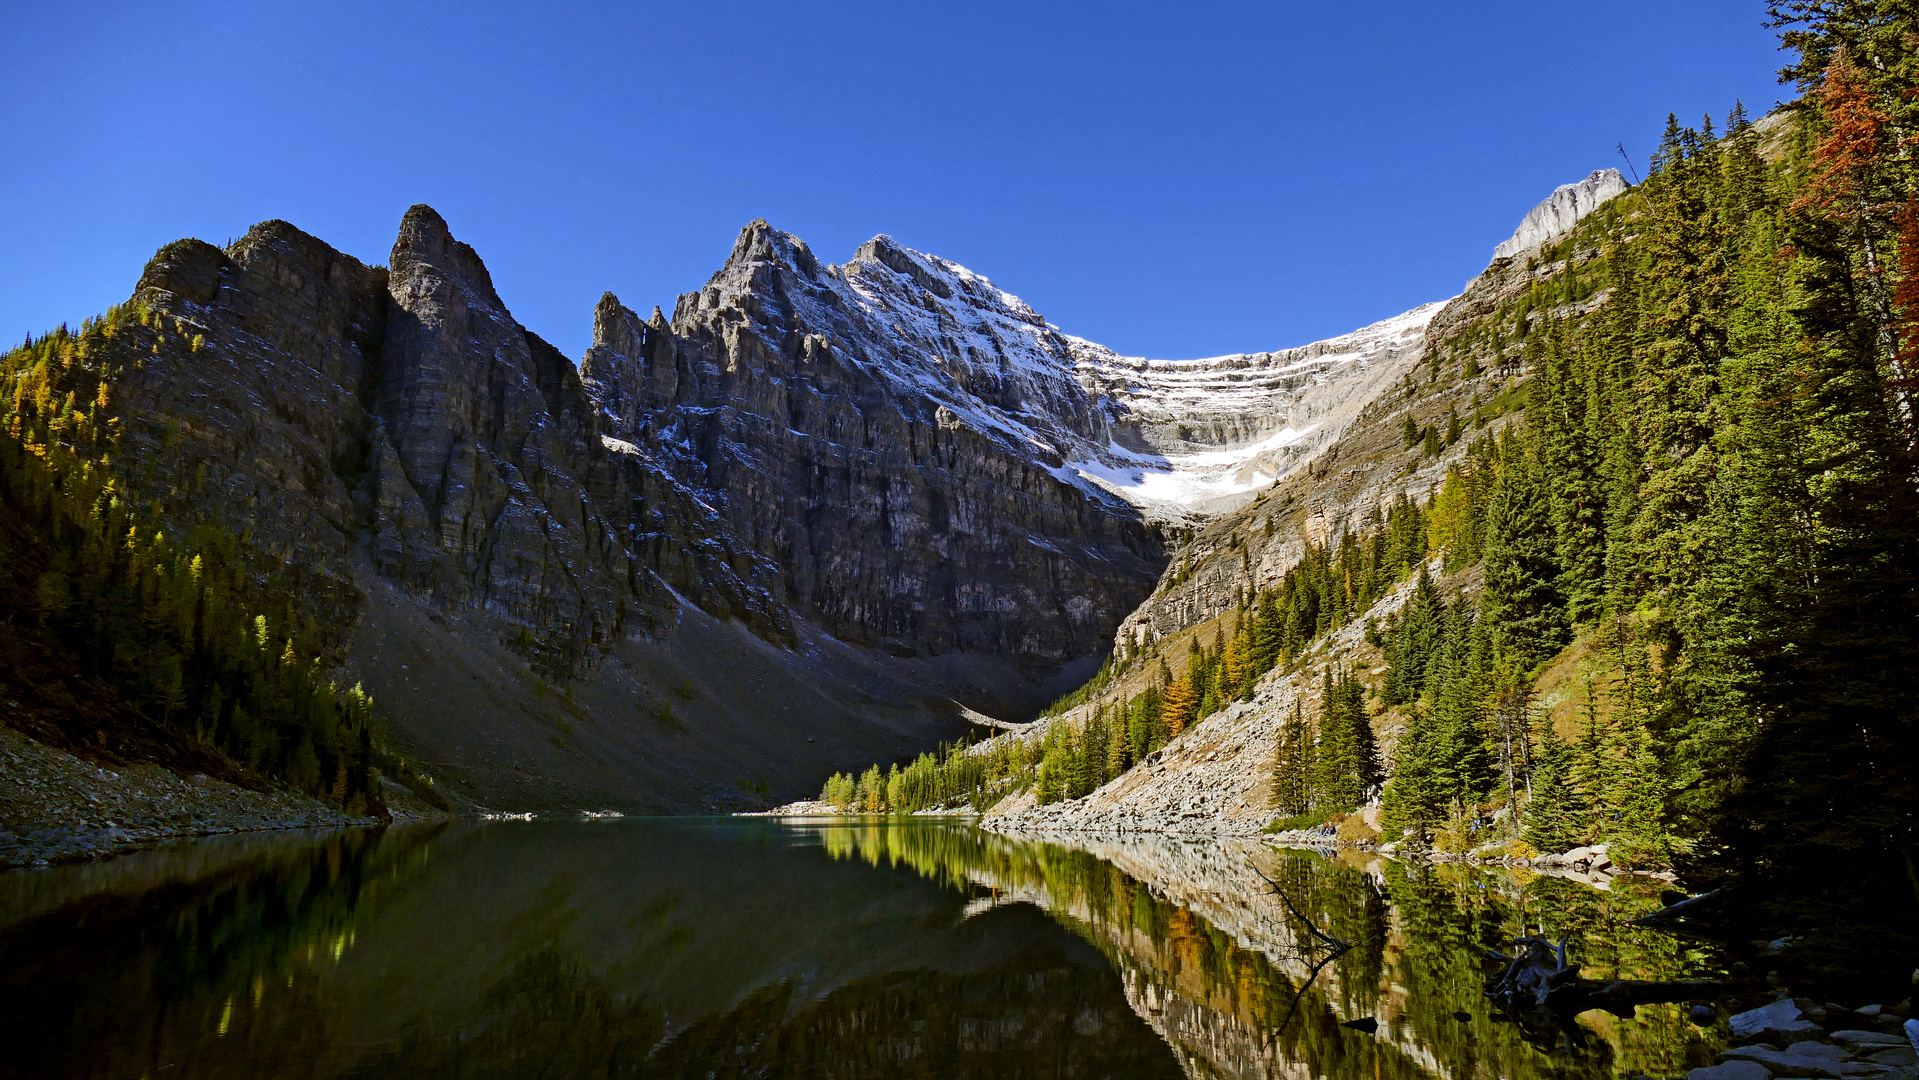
<box><xmin>1491</xmin><ymin>168</ymin><xmax>1630</xmax><ymax>260</ymax></box>
<box><xmin>581</xmin><ymin>223</ymin><xmax>1164</xmax><ymax>665</ymax></box>
<box><xmin>581</xmin><ymin>220</ymin><xmax>1461</xmax><ymax>664</ymax></box>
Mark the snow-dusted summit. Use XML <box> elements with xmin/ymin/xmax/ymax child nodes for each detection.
<box><xmin>650</xmin><ymin>223</ymin><xmax>1441</xmax><ymax>524</ymax></box>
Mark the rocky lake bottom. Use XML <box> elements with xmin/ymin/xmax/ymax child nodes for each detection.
<box><xmin>0</xmin><ymin>817</ymin><xmax>1827</xmax><ymax>1079</ymax></box>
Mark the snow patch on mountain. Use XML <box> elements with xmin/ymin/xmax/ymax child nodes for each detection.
<box><xmin>1066</xmin><ymin>303</ymin><xmax>1441</xmax><ymax>517</ymax></box>
<box><xmin>681</xmin><ymin>224</ymin><xmax>1443</xmax><ymax>523</ymax></box>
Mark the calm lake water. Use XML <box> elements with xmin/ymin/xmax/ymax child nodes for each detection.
<box><xmin>0</xmin><ymin>818</ymin><xmax>1731</xmax><ymax>1079</ymax></box>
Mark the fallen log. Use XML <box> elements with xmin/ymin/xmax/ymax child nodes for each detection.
<box><xmin>1483</xmin><ymin>934</ymin><xmax>1725</xmax><ymax>1021</ymax></box>
<box><xmin>1633</xmin><ymin>888</ymin><xmax>1724</xmax><ymax>925</ymax></box>
<box><xmin>1552</xmin><ymin>978</ymin><xmax>1726</xmax><ymax>1018</ymax></box>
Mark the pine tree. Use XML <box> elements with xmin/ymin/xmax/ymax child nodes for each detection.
<box><xmin>1523</xmin><ymin>722</ymin><xmax>1588</xmax><ymax>852</ymax></box>
<box><xmin>1481</xmin><ymin>431</ymin><xmax>1568</xmax><ymax>668</ymax></box>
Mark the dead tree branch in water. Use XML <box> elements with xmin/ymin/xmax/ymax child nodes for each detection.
<box><xmin>1250</xmin><ymin>864</ymin><xmax>1364</xmax><ymax>1038</ymax></box>
<box><xmin>1252</xmin><ymin>865</ymin><xmax>1350</xmax><ymax>951</ymax></box>
<box><xmin>1483</xmin><ymin>934</ymin><xmax>1724</xmax><ymax>1021</ymax></box>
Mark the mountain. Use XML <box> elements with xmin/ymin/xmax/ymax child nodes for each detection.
<box><xmin>1489</xmin><ymin>168</ymin><xmax>1628</xmax><ymax>260</ymax></box>
<box><xmin>0</xmin><ymin>201</ymin><xmax>1469</xmax><ymax>814</ymax></box>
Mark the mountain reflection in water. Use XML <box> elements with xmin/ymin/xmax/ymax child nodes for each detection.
<box><xmin>0</xmin><ymin>818</ymin><xmax>1729</xmax><ymax>1079</ymax></box>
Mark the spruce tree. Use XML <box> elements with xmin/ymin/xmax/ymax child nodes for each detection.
<box><xmin>1522</xmin><ymin>722</ymin><xmax>1588</xmax><ymax>852</ymax></box>
<box><xmin>1481</xmin><ymin>431</ymin><xmax>1569</xmax><ymax>668</ymax></box>
<box><xmin>1312</xmin><ymin>670</ymin><xmax>1378</xmax><ymax>811</ymax></box>
<box><xmin>1270</xmin><ymin>703</ymin><xmax>1314</xmax><ymax>816</ymax></box>
<box><xmin>1381</xmin><ymin>703</ymin><xmax>1443</xmax><ymax>843</ymax></box>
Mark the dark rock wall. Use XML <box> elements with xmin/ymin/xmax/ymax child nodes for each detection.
<box><xmin>108</xmin><ymin>209</ymin><xmax>785</xmax><ymax>680</ymax></box>
<box><xmin>582</xmin><ymin>222</ymin><xmax>1164</xmax><ymax>665</ymax></box>
<box><xmin>95</xmin><ymin>207</ymin><xmax>1163</xmax><ymax>686</ymax></box>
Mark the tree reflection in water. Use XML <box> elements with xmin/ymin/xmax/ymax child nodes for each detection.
<box><xmin>0</xmin><ymin>818</ymin><xmax>1730</xmax><ymax>1079</ymax></box>
<box><xmin>799</xmin><ymin>821</ymin><xmax>1733</xmax><ymax>1080</ymax></box>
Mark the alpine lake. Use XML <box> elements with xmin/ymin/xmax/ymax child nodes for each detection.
<box><xmin>0</xmin><ymin>817</ymin><xmax>1735</xmax><ymax>1079</ymax></box>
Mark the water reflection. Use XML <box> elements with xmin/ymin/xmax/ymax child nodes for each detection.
<box><xmin>0</xmin><ymin>819</ymin><xmax>1728</xmax><ymax>1079</ymax></box>
<box><xmin>794</xmin><ymin>823</ymin><xmax>1732</xmax><ymax>1079</ymax></box>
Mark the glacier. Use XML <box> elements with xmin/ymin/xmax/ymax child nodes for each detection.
<box><xmin>698</xmin><ymin>227</ymin><xmax>1447</xmax><ymax>525</ymax></box>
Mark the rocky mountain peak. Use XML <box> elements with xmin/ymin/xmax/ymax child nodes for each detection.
<box><xmin>580</xmin><ymin>291</ymin><xmax>654</xmax><ymax>432</ymax></box>
<box><xmin>721</xmin><ymin>218</ymin><xmax>821</xmax><ymax>279</ymax></box>
<box><xmin>851</xmin><ymin>235</ymin><xmax>956</xmax><ymax>300</ymax></box>
<box><xmin>592</xmin><ymin>290</ymin><xmax>636</xmax><ymax>349</ymax></box>
<box><xmin>391</xmin><ymin>203</ymin><xmax>505</xmax><ymax>310</ymax></box>
<box><xmin>1491</xmin><ymin>168</ymin><xmax>1629</xmax><ymax>260</ymax></box>
<box><xmin>134</xmin><ymin>237</ymin><xmax>227</xmax><ymax>307</ymax></box>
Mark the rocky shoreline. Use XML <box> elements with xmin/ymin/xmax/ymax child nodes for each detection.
<box><xmin>0</xmin><ymin>724</ymin><xmax>419</xmax><ymax>870</ymax></box>
<box><xmin>1265</xmin><ymin>830</ymin><xmax>1682</xmax><ymax>884</ymax></box>
<box><xmin>744</xmin><ymin>799</ymin><xmax>978</xmax><ymax>819</ymax></box>
<box><xmin>1683</xmin><ymin>997</ymin><xmax>1918</xmax><ymax>1080</ymax></box>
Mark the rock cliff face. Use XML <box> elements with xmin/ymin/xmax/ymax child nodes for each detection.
<box><xmin>1491</xmin><ymin>168</ymin><xmax>1629</xmax><ymax>260</ymax></box>
<box><xmin>117</xmin><ymin>209</ymin><xmax>765</xmax><ymax>678</ymax></box>
<box><xmin>580</xmin><ymin>223</ymin><xmax>1162</xmax><ymax>664</ymax></box>
<box><xmin>45</xmin><ymin>162</ymin><xmax>1623</xmax><ymax>810</ymax></box>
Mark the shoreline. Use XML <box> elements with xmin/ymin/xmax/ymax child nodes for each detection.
<box><xmin>0</xmin><ymin>723</ymin><xmax>432</xmax><ymax>871</ymax></box>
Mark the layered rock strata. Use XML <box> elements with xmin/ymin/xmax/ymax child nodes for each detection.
<box><xmin>1491</xmin><ymin>167</ymin><xmax>1629</xmax><ymax>259</ymax></box>
<box><xmin>581</xmin><ymin>224</ymin><xmax>1163</xmax><ymax>664</ymax></box>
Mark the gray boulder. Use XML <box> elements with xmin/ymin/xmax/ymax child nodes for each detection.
<box><xmin>1718</xmin><ymin>1041</ymin><xmax>1878</xmax><ymax>1078</ymax></box>
<box><xmin>1729</xmin><ymin>999</ymin><xmax>1821</xmax><ymax>1041</ymax></box>
<box><xmin>1832</xmin><ymin>1029</ymin><xmax>1909</xmax><ymax>1052</ymax></box>
<box><xmin>1868</xmin><ymin>1045</ymin><xmax>1918</xmax><ymax>1068</ymax></box>
<box><xmin>1686</xmin><ymin>1061</ymin><xmax>1772</xmax><ymax>1080</ymax></box>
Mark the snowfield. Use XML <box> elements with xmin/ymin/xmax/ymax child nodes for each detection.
<box><xmin>714</xmin><ymin>225</ymin><xmax>1446</xmax><ymax>523</ymax></box>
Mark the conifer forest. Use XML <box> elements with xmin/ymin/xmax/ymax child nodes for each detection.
<box><xmin>4</xmin><ymin>0</ymin><xmax>1919</xmax><ymax>1036</ymax></box>
<box><xmin>824</xmin><ymin>3</ymin><xmax>1919</xmax><ymax>964</ymax></box>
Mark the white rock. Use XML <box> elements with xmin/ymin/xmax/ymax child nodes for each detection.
<box><xmin>1728</xmin><ymin>1000</ymin><xmax>1819</xmax><ymax>1041</ymax></box>
<box><xmin>1492</xmin><ymin>169</ymin><xmax>1630</xmax><ymax>260</ymax></box>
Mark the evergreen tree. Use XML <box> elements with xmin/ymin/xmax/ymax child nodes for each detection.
<box><xmin>1523</xmin><ymin>722</ymin><xmax>1589</xmax><ymax>852</ymax></box>
<box><xmin>1381</xmin><ymin>703</ymin><xmax>1444</xmax><ymax>844</ymax></box>
<box><xmin>1312</xmin><ymin>669</ymin><xmax>1379</xmax><ymax>811</ymax></box>
<box><xmin>1270</xmin><ymin>704</ymin><xmax>1315</xmax><ymax>816</ymax></box>
<box><xmin>1481</xmin><ymin>431</ymin><xmax>1569</xmax><ymax>668</ymax></box>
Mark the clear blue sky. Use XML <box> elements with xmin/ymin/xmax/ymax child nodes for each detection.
<box><xmin>4</xmin><ymin>1</ymin><xmax>1785</xmax><ymax>360</ymax></box>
